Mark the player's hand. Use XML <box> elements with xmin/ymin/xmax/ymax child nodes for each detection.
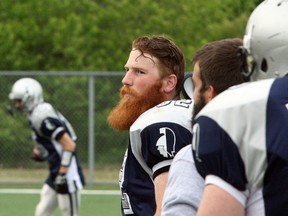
<box><xmin>32</xmin><ymin>144</ymin><xmax>48</xmax><ymax>162</ymax></box>
<box><xmin>54</xmin><ymin>173</ymin><xmax>69</xmax><ymax>194</ymax></box>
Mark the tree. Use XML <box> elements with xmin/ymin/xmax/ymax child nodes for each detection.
<box><xmin>0</xmin><ymin>0</ymin><xmax>258</xmax><ymax>168</ymax></box>
<box><xmin>0</xmin><ymin>0</ymin><xmax>256</xmax><ymax>71</ymax></box>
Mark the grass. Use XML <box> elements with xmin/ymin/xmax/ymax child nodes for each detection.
<box><xmin>0</xmin><ymin>191</ymin><xmax>120</xmax><ymax>216</ymax></box>
<box><xmin>0</xmin><ymin>167</ymin><xmax>119</xmax><ymax>184</ymax></box>
<box><xmin>0</xmin><ymin>167</ymin><xmax>121</xmax><ymax>215</ymax></box>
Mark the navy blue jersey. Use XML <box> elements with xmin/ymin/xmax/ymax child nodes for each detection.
<box><xmin>120</xmin><ymin>99</ymin><xmax>193</xmax><ymax>215</ymax></box>
<box><xmin>192</xmin><ymin>77</ymin><xmax>288</xmax><ymax>215</ymax></box>
<box><xmin>29</xmin><ymin>102</ymin><xmax>85</xmax><ymax>192</ymax></box>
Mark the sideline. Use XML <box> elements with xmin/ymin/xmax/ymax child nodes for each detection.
<box><xmin>0</xmin><ymin>188</ymin><xmax>120</xmax><ymax>195</ymax></box>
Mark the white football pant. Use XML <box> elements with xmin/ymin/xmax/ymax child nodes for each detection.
<box><xmin>35</xmin><ymin>183</ymin><xmax>80</xmax><ymax>216</ymax></box>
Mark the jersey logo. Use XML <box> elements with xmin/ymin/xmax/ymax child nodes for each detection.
<box><xmin>156</xmin><ymin>127</ymin><xmax>176</xmax><ymax>158</ymax></box>
<box><xmin>44</xmin><ymin>119</ymin><xmax>55</xmax><ymax>130</ymax></box>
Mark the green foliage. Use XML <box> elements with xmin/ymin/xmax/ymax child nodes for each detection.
<box><xmin>0</xmin><ymin>0</ymin><xmax>257</xmax><ymax>71</ymax></box>
<box><xmin>0</xmin><ymin>0</ymin><xmax>258</xmax><ymax>170</ymax></box>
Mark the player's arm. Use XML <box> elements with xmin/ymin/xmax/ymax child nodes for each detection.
<box><xmin>197</xmin><ymin>184</ymin><xmax>244</xmax><ymax>216</ymax></box>
<box><xmin>154</xmin><ymin>171</ymin><xmax>169</xmax><ymax>216</ymax></box>
<box><xmin>54</xmin><ymin>132</ymin><xmax>76</xmax><ymax>194</ymax></box>
<box><xmin>57</xmin><ymin>132</ymin><xmax>76</xmax><ymax>174</ymax></box>
<box><xmin>162</xmin><ymin>145</ymin><xmax>203</xmax><ymax>215</ymax></box>
<box><xmin>36</xmin><ymin>107</ymin><xmax>76</xmax><ymax>174</ymax></box>
<box><xmin>192</xmin><ymin>116</ymin><xmax>248</xmax><ymax>215</ymax></box>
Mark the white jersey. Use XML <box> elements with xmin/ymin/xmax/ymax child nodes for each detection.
<box><xmin>119</xmin><ymin>99</ymin><xmax>193</xmax><ymax>215</ymax></box>
<box><xmin>192</xmin><ymin>77</ymin><xmax>288</xmax><ymax>215</ymax></box>
<box><xmin>29</xmin><ymin>102</ymin><xmax>85</xmax><ymax>193</ymax></box>
<box><xmin>162</xmin><ymin>144</ymin><xmax>204</xmax><ymax>216</ymax></box>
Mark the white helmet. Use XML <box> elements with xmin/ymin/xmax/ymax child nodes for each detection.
<box><xmin>9</xmin><ymin>78</ymin><xmax>43</xmax><ymax>112</ymax></box>
<box><xmin>243</xmin><ymin>0</ymin><xmax>288</xmax><ymax>81</ymax></box>
<box><xmin>181</xmin><ymin>73</ymin><xmax>193</xmax><ymax>99</ymax></box>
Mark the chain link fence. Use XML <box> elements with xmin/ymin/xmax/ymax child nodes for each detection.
<box><xmin>0</xmin><ymin>71</ymin><xmax>128</xmax><ymax>185</ymax></box>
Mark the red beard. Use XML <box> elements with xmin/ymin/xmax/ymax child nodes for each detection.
<box><xmin>108</xmin><ymin>81</ymin><xmax>166</xmax><ymax>131</ymax></box>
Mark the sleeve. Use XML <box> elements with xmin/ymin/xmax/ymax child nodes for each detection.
<box><xmin>192</xmin><ymin>115</ymin><xmax>248</xmax><ymax>191</ymax></box>
<box><xmin>40</xmin><ymin>117</ymin><xmax>66</xmax><ymax>140</ymax></box>
<box><xmin>205</xmin><ymin>175</ymin><xmax>249</xmax><ymax>207</ymax></box>
<box><xmin>30</xmin><ymin>103</ymin><xmax>66</xmax><ymax>140</ymax></box>
<box><xmin>140</xmin><ymin>122</ymin><xmax>192</xmax><ymax>179</ymax></box>
<box><xmin>162</xmin><ymin>145</ymin><xmax>204</xmax><ymax>215</ymax></box>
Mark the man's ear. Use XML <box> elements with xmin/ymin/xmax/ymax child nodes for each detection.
<box><xmin>206</xmin><ymin>85</ymin><xmax>217</xmax><ymax>102</ymax></box>
<box><xmin>162</xmin><ymin>74</ymin><xmax>177</xmax><ymax>93</ymax></box>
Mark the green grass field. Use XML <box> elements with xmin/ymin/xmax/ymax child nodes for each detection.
<box><xmin>0</xmin><ymin>168</ymin><xmax>121</xmax><ymax>215</ymax></box>
<box><xmin>0</xmin><ymin>189</ymin><xmax>120</xmax><ymax>216</ymax></box>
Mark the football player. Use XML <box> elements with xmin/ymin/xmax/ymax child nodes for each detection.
<box><xmin>192</xmin><ymin>1</ymin><xmax>288</xmax><ymax>215</ymax></box>
<box><xmin>9</xmin><ymin>78</ymin><xmax>85</xmax><ymax>216</ymax></box>
<box><xmin>108</xmin><ymin>35</ymin><xmax>192</xmax><ymax>215</ymax></box>
<box><xmin>162</xmin><ymin>38</ymin><xmax>247</xmax><ymax>215</ymax></box>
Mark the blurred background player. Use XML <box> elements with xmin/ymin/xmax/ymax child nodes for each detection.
<box><xmin>9</xmin><ymin>77</ymin><xmax>85</xmax><ymax>216</ymax></box>
<box><xmin>108</xmin><ymin>35</ymin><xmax>193</xmax><ymax>215</ymax></box>
<box><xmin>192</xmin><ymin>1</ymin><xmax>288</xmax><ymax>215</ymax></box>
<box><xmin>162</xmin><ymin>38</ymin><xmax>247</xmax><ymax>215</ymax></box>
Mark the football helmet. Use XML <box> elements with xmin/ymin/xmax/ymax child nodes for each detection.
<box><xmin>181</xmin><ymin>73</ymin><xmax>193</xmax><ymax>99</ymax></box>
<box><xmin>9</xmin><ymin>78</ymin><xmax>43</xmax><ymax>112</ymax></box>
<box><xmin>243</xmin><ymin>0</ymin><xmax>288</xmax><ymax>81</ymax></box>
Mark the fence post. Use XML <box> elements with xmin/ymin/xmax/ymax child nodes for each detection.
<box><xmin>88</xmin><ymin>75</ymin><xmax>95</xmax><ymax>185</ymax></box>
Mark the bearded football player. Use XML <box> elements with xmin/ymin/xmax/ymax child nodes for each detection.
<box><xmin>108</xmin><ymin>35</ymin><xmax>193</xmax><ymax>216</ymax></box>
